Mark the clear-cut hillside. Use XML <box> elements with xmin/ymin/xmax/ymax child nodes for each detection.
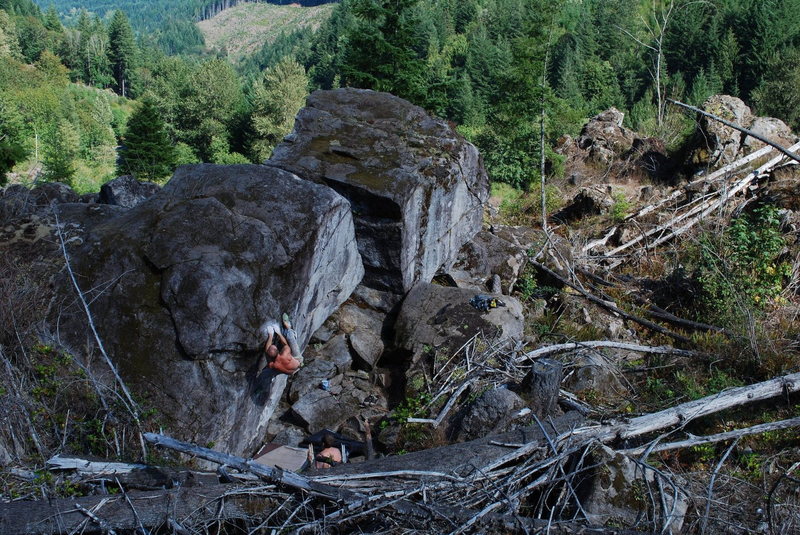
<box><xmin>198</xmin><ymin>2</ymin><xmax>335</xmax><ymax>62</ymax></box>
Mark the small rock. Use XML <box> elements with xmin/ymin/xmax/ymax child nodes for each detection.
<box><xmin>338</xmin><ymin>304</ymin><xmax>385</xmax><ymax>370</ymax></box>
<box><xmin>98</xmin><ymin>175</ymin><xmax>161</xmax><ymax>208</ymax></box>
<box><xmin>455</xmin><ymin>387</ymin><xmax>526</xmax><ymax>441</ymax></box>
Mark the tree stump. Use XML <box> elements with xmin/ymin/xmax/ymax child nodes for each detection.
<box><xmin>521</xmin><ymin>358</ymin><xmax>563</xmax><ymax>418</ymax></box>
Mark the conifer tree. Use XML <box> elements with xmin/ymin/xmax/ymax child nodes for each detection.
<box><xmin>117</xmin><ymin>95</ymin><xmax>176</xmax><ymax>181</ymax></box>
<box><xmin>249</xmin><ymin>57</ymin><xmax>308</xmax><ymax>161</ymax></box>
<box><xmin>107</xmin><ymin>10</ymin><xmax>137</xmax><ymax>97</ymax></box>
<box><xmin>42</xmin><ymin>119</ymin><xmax>79</xmax><ymax>185</ymax></box>
<box><xmin>341</xmin><ymin>0</ymin><xmax>427</xmax><ymax>103</ymax></box>
<box><xmin>43</xmin><ymin>4</ymin><xmax>60</xmax><ymax>32</ymax></box>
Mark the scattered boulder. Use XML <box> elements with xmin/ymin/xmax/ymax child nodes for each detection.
<box><xmin>1</xmin><ymin>182</ymin><xmax>78</xmax><ymax>222</ymax></box>
<box><xmin>290</xmin><ymin>371</ymin><xmax>387</xmax><ymax>432</ymax></box>
<box><xmin>98</xmin><ymin>175</ymin><xmax>161</xmax><ymax>208</ymax></box>
<box><xmin>562</xmin><ymin>351</ymin><xmax>627</xmax><ymax>404</ymax></box>
<box><xmin>394</xmin><ymin>283</ymin><xmax>524</xmax><ymax>363</ymax></box>
<box><xmin>454</xmin><ymin>387</ymin><xmax>526</xmax><ymax>441</ymax></box>
<box><xmin>46</xmin><ymin>164</ymin><xmax>364</xmax><ymax>456</ymax></box>
<box><xmin>336</xmin><ymin>304</ymin><xmax>385</xmax><ymax>370</ymax></box>
<box><xmin>313</xmin><ymin>334</ymin><xmax>354</xmax><ymax>374</ymax></box>
<box><xmin>554</xmin><ymin>186</ymin><xmax>614</xmax><ymax>222</ymax></box>
<box><xmin>268</xmin><ymin>88</ymin><xmax>489</xmax><ymax>293</ymax></box>
<box><xmin>449</xmin><ymin>229</ymin><xmax>530</xmax><ymax>294</ymax></box>
<box><xmin>691</xmin><ymin>95</ymin><xmax>753</xmax><ymax>168</ymax></box>
<box><xmin>576</xmin><ymin>108</ymin><xmax>635</xmax><ymax>166</ymax></box>
<box><xmin>558</xmin><ymin>109</ymin><xmax>678</xmax><ymax>186</ymax></box>
<box><xmin>288</xmin><ymin>358</ymin><xmax>338</xmax><ymax>403</ymax></box>
<box><xmin>581</xmin><ymin>445</ymin><xmax>689</xmax><ymax>532</ymax></box>
<box><xmin>743</xmin><ymin>116</ymin><xmax>797</xmax><ymax>152</ymax></box>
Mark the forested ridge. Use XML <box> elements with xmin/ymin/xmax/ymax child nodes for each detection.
<box><xmin>3</xmin><ymin>1</ymin><xmax>800</xmax><ymax>532</ymax></box>
<box><xmin>4</xmin><ymin>0</ymin><xmax>800</xmax><ymax>192</ymax></box>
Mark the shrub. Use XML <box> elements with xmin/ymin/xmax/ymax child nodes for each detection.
<box><xmin>690</xmin><ymin>205</ymin><xmax>790</xmax><ymax>323</ymax></box>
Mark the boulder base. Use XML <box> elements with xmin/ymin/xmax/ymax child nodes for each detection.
<box><xmin>394</xmin><ymin>283</ymin><xmax>524</xmax><ymax>363</ymax></box>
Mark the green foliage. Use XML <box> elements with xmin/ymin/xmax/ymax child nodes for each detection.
<box><xmin>610</xmin><ymin>192</ymin><xmax>630</xmax><ymax>222</ymax></box>
<box><xmin>41</xmin><ymin>118</ymin><xmax>79</xmax><ymax>184</ymax></box>
<box><xmin>0</xmin><ymin>93</ymin><xmax>27</xmax><ymax>180</ymax></box>
<box><xmin>753</xmin><ymin>46</ymin><xmax>800</xmax><ymax>131</ymax></box>
<box><xmin>107</xmin><ymin>10</ymin><xmax>137</xmax><ymax>97</ymax></box>
<box><xmin>118</xmin><ymin>95</ymin><xmax>176</xmax><ymax>180</ymax></box>
<box><xmin>691</xmin><ymin>205</ymin><xmax>790</xmax><ymax>323</ymax></box>
<box><xmin>340</xmin><ymin>0</ymin><xmax>428</xmax><ymax>103</ymax></box>
<box><xmin>248</xmin><ymin>56</ymin><xmax>308</xmax><ymax>161</ymax></box>
<box><xmin>391</xmin><ymin>392</ymin><xmax>431</xmax><ymax>423</ymax></box>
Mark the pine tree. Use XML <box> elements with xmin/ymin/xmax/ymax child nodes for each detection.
<box><xmin>340</xmin><ymin>0</ymin><xmax>428</xmax><ymax>103</ymax></box>
<box><xmin>42</xmin><ymin>119</ymin><xmax>79</xmax><ymax>185</ymax></box>
<box><xmin>107</xmin><ymin>10</ymin><xmax>137</xmax><ymax>97</ymax></box>
<box><xmin>118</xmin><ymin>95</ymin><xmax>176</xmax><ymax>181</ymax></box>
<box><xmin>43</xmin><ymin>4</ymin><xmax>61</xmax><ymax>32</ymax></box>
<box><xmin>249</xmin><ymin>57</ymin><xmax>308</xmax><ymax>161</ymax></box>
<box><xmin>0</xmin><ymin>8</ymin><xmax>21</xmax><ymax>59</ymax></box>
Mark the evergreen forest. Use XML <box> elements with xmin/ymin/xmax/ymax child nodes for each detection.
<box><xmin>2</xmin><ymin>0</ymin><xmax>800</xmax><ymax>193</ymax></box>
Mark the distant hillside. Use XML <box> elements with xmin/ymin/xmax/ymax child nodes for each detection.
<box><xmin>198</xmin><ymin>2</ymin><xmax>334</xmax><ymax>63</ymax></box>
<box><xmin>33</xmin><ymin>0</ymin><xmax>337</xmax><ymax>34</ymax></box>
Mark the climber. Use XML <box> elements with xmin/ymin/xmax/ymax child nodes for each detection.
<box><xmin>259</xmin><ymin>313</ymin><xmax>301</xmax><ymax>375</ymax></box>
<box><xmin>308</xmin><ymin>432</ymin><xmax>342</xmax><ymax>469</ymax></box>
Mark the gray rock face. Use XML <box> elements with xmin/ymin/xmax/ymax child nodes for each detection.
<box><xmin>743</xmin><ymin>116</ymin><xmax>797</xmax><ymax>152</ymax></box>
<box><xmin>98</xmin><ymin>175</ymin><xmax>161</xmax><ymax>208</ymax></box>
<box><xmin>336</xmin><ymin>304</ymin><xmax>385</xmax><ymax>370</ymax></box>
<box><xmin>697</xmin><ymin>95</ymin><xmax>754</xmax><ymax>167</ymax></box>
<box><xmin>50</xmin><ymin>164</ymin><xmax>363</xmax><ymax>456</ymax></box>
<box><xmin>394</xmin><ymin>283</ymin><xmax>524</xmax><ymax>363</ymax></box>
<box><xmin>268</xmin><ymin>88</ymin><xmax>489</xmax><ymax>293</ymax></box>
<box><xmin>290</xmin><ymin>371</ymin><xmax>387</xmax><ymax>432</ymax></box>
<box><xmin>583</xmin><ymin>446</ymin><xmax>688</xmax><ymax>532</ymax></box>
<box><xmin>455</xmin><ymin>387</ymin><xmax>526</xmax><ymax>441</ymax></box>
<box><xmin>449</xmin><ymin>230</ymin><xmax>530</xmax><ymax>294</ymax></box>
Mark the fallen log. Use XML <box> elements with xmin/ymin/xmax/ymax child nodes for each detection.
<box><xmin>582</xmin><ymin>143</ymin><xmax>778</xmax><ymax>253</ymax></box>
<box><xmin>515</xmin><ymin>340</ymin><xmax>701</xmax><ymax>364</ymax></box>
<box><xmin>622</xmin><ymin>416</ymin><xmax>800</xmax><ymax>456</ymax></box>
<box><xmin>570</xmin><ymin>371</ymin><xmax>800</xmax><ymax>445</ymax></box>
<box><xmin>604</xmin><ymin>140</ymin><xmax>800</xmax><ymax>267</ymax></box>
<box><xmin>0</xmin><ymin>484</ymin><xmax>260</xmax><ymax>535</ymax></box>
<box><xmin>319</xmin><ymin>412</ymin><xmax>585</xmax><ymax>479</ymax></box>
<box><xmin>143</xmin><ymin>432</ymin><xmax>357</xmax><ymax>501</ymax></box>
<box><xmin>531</xmin><ymin>260</ymin><xmax>692</xmax><ymax>343</ymax></box>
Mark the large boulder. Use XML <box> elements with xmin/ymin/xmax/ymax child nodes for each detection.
<box><xmin>394</xmin><ymin>283</ymin><xmax>524</xmax><ymax>363</ymax></box>
<box><xmin>268</xmin><ymin>88</ymin><xmax>489</xmax><ymax>293</ymax></box>
<box><xmin>743</xmin><ymin>116</ymin><xmax>797</xmax><ymax>152</ymax></box>
<box><xmin>49</xmin><ymin>164</ymin><xmax>364</xmax><ymax>456</ymax></box>
<box><xmin>575</xmin><ymin>108</ymin><xmax>636</xmax><ymax>166</ymax></box>
<box><xmin>692</xmin><ymin>95</ymin><xmax>754</xmax><ymax>168</ymax></box>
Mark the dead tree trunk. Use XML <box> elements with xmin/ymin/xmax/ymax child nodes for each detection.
<box><xmin>521</xmin><ymin>358</ymin><xmax>563</xmax><ymax>418</ymax></box>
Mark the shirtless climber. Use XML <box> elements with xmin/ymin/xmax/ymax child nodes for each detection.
<box><xmin>308</xmin><ymin>433</ymin><xmax>342</xmax><ymax>469</ymax></box>
<box><xmin>258</xmin><ymin>314</ymin><xmax>301</xmax><ymax>375</ymax></box>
